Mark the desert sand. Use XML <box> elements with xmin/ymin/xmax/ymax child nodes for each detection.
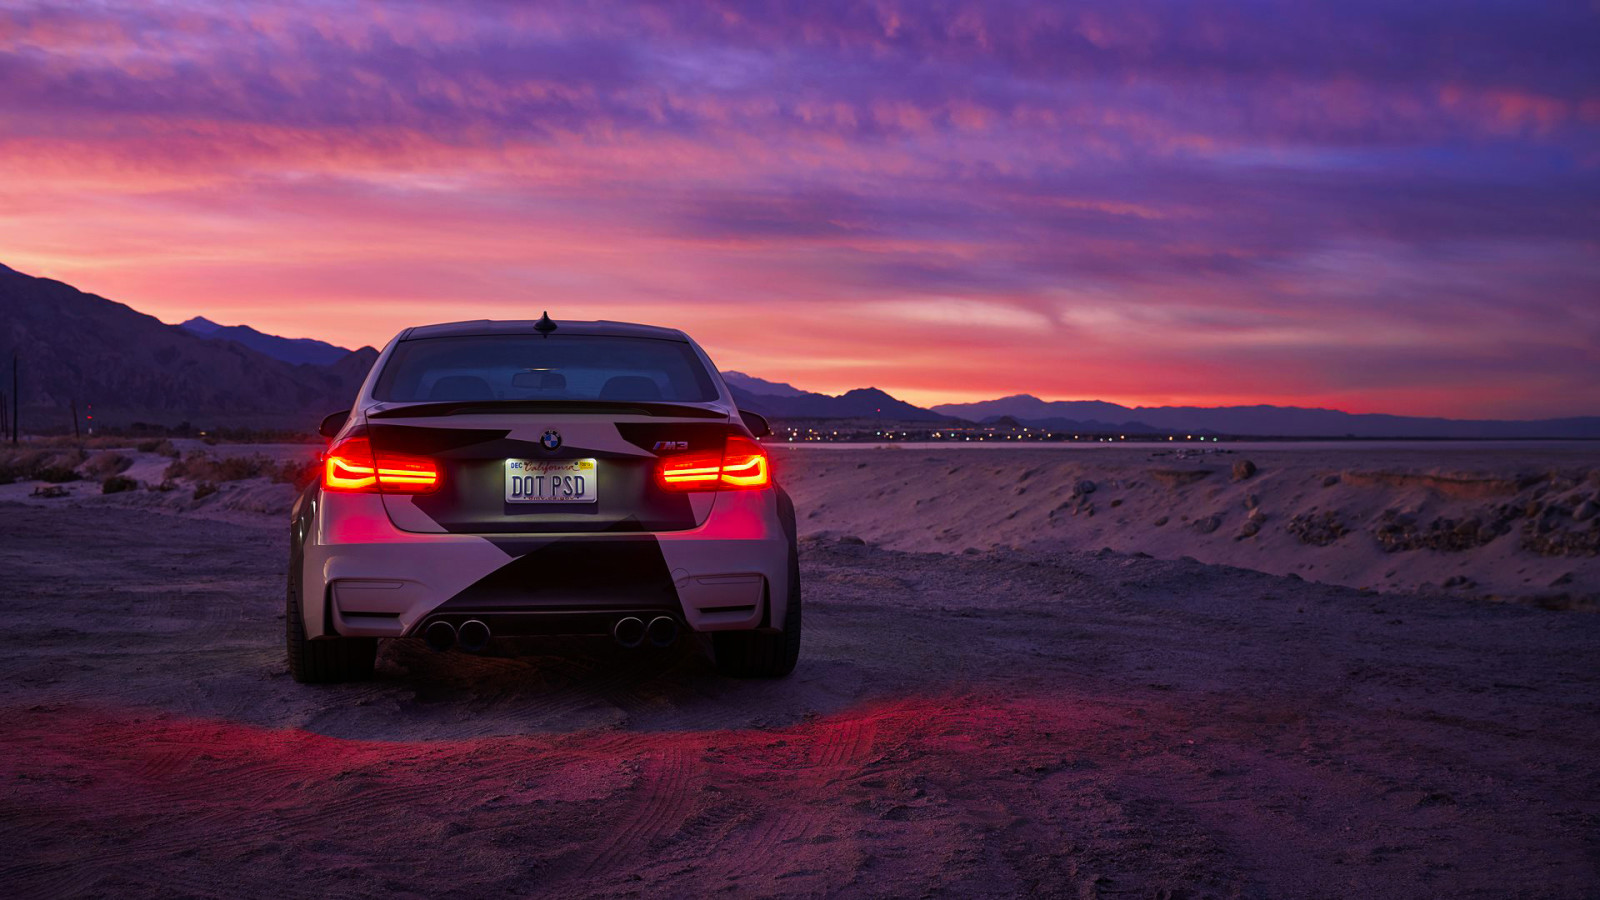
<box><xmin>779</xmin><ymin>442</ymin><xmax>1600</xmax><ymax>605</ymax></box>
<box><xmin>1</xmin><ymin>441</ymin><xmax>1598</xmax><ymax>897</ymax></box>
<box><xmin>17</xmin><ymin>439</ymin><xmax>1593</xmax><ymax>602</ymax></box>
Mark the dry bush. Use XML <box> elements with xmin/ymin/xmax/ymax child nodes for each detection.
<box><xmin>272</xmin><ymin>458</ymin><xmax>321</xmax><ymax>489</ymax></box>
<box><xmin>135</xmin><ymin>438</ymin><xmax>179</xmax><ymax>457</ymax></box>
<box><xmin>102</xmin><ymin>475</ymin><xmax>139</xmax><ymax>494</ymax></box>
<box><xmin>193</xmin><ymin>482</ymin><xmax>218</xmax><ymax>500</ymax></box>
<box><xmin>36</xmin><ymin>465</ymin><xmax>80</xmax><ymax>483</ymax></box>
<box><xmin>164</xmin><ymin>453</ymin><xmax>277</xmax><ymax>483</ymax></box>
<box><xmin>0</xmin><ymin>448</ymin><xmax>87</xmax><ymax>484</ymax></box>
<box><xmin>82</xmin><ymin>451</ymin><xmax>133</xmax><ymax>479</ymax></box>
<box><xmin>33</xmin><ymin>435</ymin><xmax>129</xmax><ymax>450</ymax></box>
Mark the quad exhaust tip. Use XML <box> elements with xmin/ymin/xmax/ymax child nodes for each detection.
<box><xmin>613</xmin><ymin>616</ymin><xmax>679</xmax><ymax>648</ymax></box>
<box><xmin>646</xmin><ymin>616</ymin><xmax>679</xmax><ymax>648</ymax></box>
<box><xmin>423</xmin><ymin>620</ymin><xmax>456</xmax><ymax>652</ymax></box>
<box><xmin>457</xmin><ymin>619</ymin><xmax>492</xmax><ymax>653</ymax></box>
<box><xmin>612</xmin><ymin>616</ymin><xmax>646</xmax><ymax>649</ymax></box>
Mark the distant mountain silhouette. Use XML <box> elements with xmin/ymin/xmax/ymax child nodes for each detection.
<box><xmin>0</xmin><ymin>263</ymin><xmax>376</xmax><ymax>431</ymax></box>
<box><xmin>722</xmin><ymin>371</ymin><xmax>805</xmax><ymax>398</ymax></box>
<box><xmin>3</xmin><ymin>262</ymin><xmax>1592</xmax><ymax>438</ymax></box>
<box><xmin>730</xmin><ymin>385</ymin><xmax>949</xmax><ymax>422</ymax></box>
<box><xmin>180</xmin><ymin>316</ymin><xmax>351</xmax><ymax>366</ymax></box>
<box><xmin>933</xmin><ymin>395</ymin><xmax>1600</xmax><ymax>439</ymax></box>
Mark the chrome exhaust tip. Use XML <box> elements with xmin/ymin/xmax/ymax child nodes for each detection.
<box><xmin>423</xmin><ymin>620</ymin><xmax>456</xmax><ymax>652</ymax></box>
<box><xmin>612</xmin><ymin>616</ymin><xmax>646</xmax><ymax>649</ymax></box>
<box><xmin>646</xmin><ymin>616</ymin><xmax>679</xmax><ymax>648</ymax></box>
<box><xmin>457</xmin><ymin>619</ymin><xmax>492</xmax><ymax>653</ymax></box>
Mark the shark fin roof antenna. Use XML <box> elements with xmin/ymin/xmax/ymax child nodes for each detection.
<box><xmin>534</xmin><ymin>311</ymin><xmax>557</xmax><ymax>335</ymax></box>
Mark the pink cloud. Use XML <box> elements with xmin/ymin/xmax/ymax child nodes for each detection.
<box><xmin>0</xmin><ymin>0</ymin><xmax>1596</xmax><ymax>418</ymax></box>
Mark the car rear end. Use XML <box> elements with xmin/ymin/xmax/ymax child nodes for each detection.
<box><xmin>288</xmin><ymin>319</ymin><xmax>800</xmax><ymax>682</ymax></box>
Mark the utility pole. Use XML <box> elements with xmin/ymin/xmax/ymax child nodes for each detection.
<box><xmin>10</xmin><ymin>352</ymin><xmax>17</xmax><ymax>445</ymax></box>
<box><xmin>71</xmin><ymin>398</ymin><xmax>80</xmax><ymax>440</ymax></box>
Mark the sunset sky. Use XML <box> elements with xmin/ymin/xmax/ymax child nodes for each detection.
<box><xmin>1</xmin><ymin>0</ymin><xmax>1596</xmax><ymax>417</ymax></box>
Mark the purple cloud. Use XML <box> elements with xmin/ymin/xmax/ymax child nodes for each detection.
<box><xmin>0</xmin><ymin>0</ymin><xmax>1595</xmax><ymax>416</ymax></box>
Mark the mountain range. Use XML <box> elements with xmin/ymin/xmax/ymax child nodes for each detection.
<box><xmin>0</xmin><ymin>263</ymin><xmax>376</xmax><ymax>431</ymax></box>
<box><xmin>927</xmin><ymin>395</ymin><xmax>1600</xmax><ymax>440</ymax></box>
<box><xmin>727</xmin><ymin>383</ymin><xmax>947</xmax><ymax>422</ymax></box>
<box><xmin>179</xmin><ymin>316</ymin><xmax>351</xmax><ymax>366</ymax></box>
<box><xmin>1</xmin><ymin>261</ymin><xmax>1594</xmax><ymax>437</ymax></box>
<box><xmin>721</xmin><ymin>373</ymin><xmax>1599</xmax><ymax>438</ymax></box>
<box><xmin>723</xmin><ymin>371</ymin><xmax>812</xmax><ymax>398</ymax></box>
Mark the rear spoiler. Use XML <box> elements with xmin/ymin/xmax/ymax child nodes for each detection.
<box><xmin>367</xmin><ymin>400</ymin><xmax>728</xmax><ymax>420</ymax></box>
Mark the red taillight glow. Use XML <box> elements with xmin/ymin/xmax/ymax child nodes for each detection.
<box><xmin>657</xmin><ymin>450</ymin><xmax>724</xmax><ymax>487</ymax></box>
<box><xmin>719</xmin><ymin>437</ymin><xmax>770</xmax><ymax>487</ymax></box>
<box><xmin>322</xmin><ymin>436</ymin><xmax>440</xmax><ymax>494</ymax></box>
<box><xmin>657</xmin><ymin>436</ymin><xmax>770</xmax><ymax>490</ymax></box>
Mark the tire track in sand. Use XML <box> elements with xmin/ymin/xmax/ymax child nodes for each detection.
<box><xmin>720</xmin><ymin>711</ymin><xmax>884</xmax><ymax>887</ymax></box>
<box><xmin>567</xmin><ymin>744</ymin><xmax>696</xmax><ymax>885</ymax></box>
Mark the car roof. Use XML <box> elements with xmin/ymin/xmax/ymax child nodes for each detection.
<box><xmin>401</xmin><ymin>318</ymin><xmax>690</xmax><ymax>342</ymax></box>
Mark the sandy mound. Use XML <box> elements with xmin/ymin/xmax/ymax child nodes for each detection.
<box><xmin>5</xmin><ymin>440</ymin><xmax>1594</xmax><ymax>605</ymax></box>
<box><xmin>775</xmin><ymin>445</ymin><xmax>1600</xmax><ymax>605</ymax></box>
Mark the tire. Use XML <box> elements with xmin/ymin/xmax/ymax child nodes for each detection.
<box><xmin>714</xmin><ymin>545</ymin><xmax>801</xmax><ymax>678</ymax></box>
<box><xmin>286</xmin><ymin>541</ymin><xmax>376</xmax><ymax>684</ymax></box>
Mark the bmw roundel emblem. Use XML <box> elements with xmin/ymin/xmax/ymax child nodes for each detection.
<box><xmin>540</xmin><ymin>429</ymin><xmax>563</xmax><ymax>451</ymax></box>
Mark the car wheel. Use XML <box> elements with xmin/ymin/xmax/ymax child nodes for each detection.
<box><xmin>286</xmin><ymin>543</ymin><xmax>376</xmax><ymax>684</ymax></box>
<box><xmin>714</xmin><ymin>545</ymin><xmax>801</xmax><ymax>678</ymax></box>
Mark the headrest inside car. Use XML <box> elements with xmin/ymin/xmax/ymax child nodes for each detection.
<box><xmin>512</xmin><ymin>370</ymin><xmax>567</xmax><ymax>390</ymax></box>
<box><xmin>599</xmin><ymin>375</ymin><xmax>663</xmax><ymax>401</ymax></box>
<box><xmin>427</xmin><ymin>375</ymin><xmax>494</xmax><ymax>401</ymax></box>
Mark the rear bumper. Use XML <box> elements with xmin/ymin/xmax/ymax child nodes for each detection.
<box><xmin>300</xmin><ymin>490</ymin><xmax>792</xmax><ymax>640</ymax></box>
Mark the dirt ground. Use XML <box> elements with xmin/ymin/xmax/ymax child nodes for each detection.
<box><xmin>1</xmin><ymin>500</ymin><xmax>1598</xmax><ymax>899</ymax></box>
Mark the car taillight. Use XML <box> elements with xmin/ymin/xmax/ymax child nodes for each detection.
<box><xmin>657</xmin><ymin>435</ymin><xmax>770</xmax><ymax>490</ymax></box>
<box><xmin>718</xmin><ymin>436</ymin><xmax>770</xmax><ymax>487</ymax></box>
<box><xmin>323</xmin><ymin>435</ymin><xmax>440</xmax><ymax>494</ymax></box>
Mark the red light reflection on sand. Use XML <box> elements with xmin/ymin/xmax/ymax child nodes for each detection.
<box><xmin>2</xmin><ymin>693</ymin><xmax>1096</xmax><ymax>892</ymax></box>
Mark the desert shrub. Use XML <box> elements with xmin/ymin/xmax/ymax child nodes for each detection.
<box><xmin>272</xmin><ymin>457</ymin><xmax>321</xmax><ymax>489</ymax></box>
<box><xmin>148</xmin><ymin>479</ymin><xmax>177</xmax><ymax>493</ymax></box>
<box><xmin>135</xmin><ymin>438</ymin><xmax>179</xmax><ymax>457</ymax></box>
<box><xmin>0</xmin><ymin>448</ymin><xmax>87</xmax><ymax>482</ymax></box>
<box><xmin>35</xmin><ymin>435</ymin><xmax>127</xmax><ymax>450</ymax></box>
<box><xmin>36</xmin><ymin>463</ymin><xmax>83</xmax><ymax>483</ymax></box>
<box><xmin>165</xmin><ymin>453</ymin><xmax>278</xmax><ymax>483</ymax></box>
<box><xmin>193</xmin><ymin>481</ymin><xmax>218</xmax><ymax>500</ymax></box>
<box><xmin>82</xmin><ymin>451</ymin><xmax>132</xmax><ymax>479</ymax></box>
<box><xmin>102</xmin><ymin>475</ymin><xmax>139</xmax><ymax>494</ymax></box>
<box><xmin>1287</xmin><ymin>511</ymin><xmax>1350</xmax><ymax>546</ymax></box>
<box><xmin>1374</xmin><ymin>510</ymin><xmax>1506</xmax><ymax>553</ymax></box>
<box><xmin>0</xmin><ymin>451</ymin><xmax>35</xmax><ymax>483</ymax></box>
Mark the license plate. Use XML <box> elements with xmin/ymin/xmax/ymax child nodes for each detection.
<box><xmin>505</xmin><ymin>459</ymin><xmax>598</xmax><ymax>503</ymax></box>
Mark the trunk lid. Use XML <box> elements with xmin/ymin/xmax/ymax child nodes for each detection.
<box><xmin>365</xmin><ymin>405</ymin><xmax>739</xmax><ymax>534</ymax></box>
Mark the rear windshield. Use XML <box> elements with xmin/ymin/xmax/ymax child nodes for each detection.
<box><xmin>372</xmin><ymin>335</ymin><xmax>720</xmax><ymax>404</ymax></box>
